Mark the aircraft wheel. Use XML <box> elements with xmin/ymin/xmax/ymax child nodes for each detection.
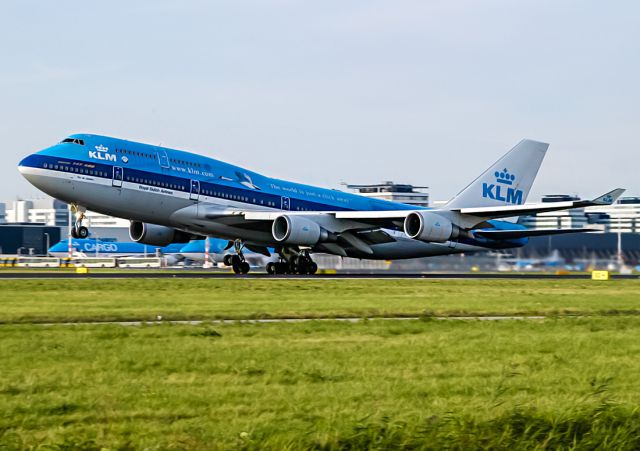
<box><xmin>266</xmin><ymin>262</ymin><xmax>276</xmax><ymax>275</ymax></box>
<box><xmin>298</xmin><ymin>261</ymin><xmax>310</xmax><ymax>275</ymax></box>
<box><xmin>232</xmin><ymin>260</ymin><xmax>242</xmax><ymax>274</ymax></box>
<box><xmin>76</xmin><ymin>226</ymin><xmax>89</xmax><ymax>239</ymax></box>
<box><xmin>240</xmin><ymin>261</ymin><xmax>250</xmax><ymax>274</ymax></box>
<box><xmin>223</xmin><ymin>254</ymin><xmax>233</xmax><ymax>266</ymax></box>
<box><xmin>293</xmin><ymin>256</ymin><xmax>314</xmax><ymax>275</ymax></box>
<box><xmin>71</xmin><ymin>228</ymin><xmax>79</xmax><ymax>239</ymax></box>
<box><xmin>275</xmin><ymin>262</ymin><xmax>288</xmax><ymax>275</ymax></box>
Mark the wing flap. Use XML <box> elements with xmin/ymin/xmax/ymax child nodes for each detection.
<box><xmin>474</xmin><ymin>227</ymin><xmax>599</xmax><ymax>240</ymax></box>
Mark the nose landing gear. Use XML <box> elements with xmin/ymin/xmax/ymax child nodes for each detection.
<box><xmin>70</xmin><ymin>204</ymin><xmax>89</xmax><ymax>239</ymax></box>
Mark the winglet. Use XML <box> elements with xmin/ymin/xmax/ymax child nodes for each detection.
<box><xmin>591</xmin><ymin>188</ymin><xmax>625</xmax><ymax>205</ymax></box>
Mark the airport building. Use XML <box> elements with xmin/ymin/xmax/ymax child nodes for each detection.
<box><xmin>0</xmin><ymin>223</ymin><xmax>61</xmax><ymax>255</ymax></box>
<box><xmin>4</xmin><ymin>199</ymin><xmax>68</xmax><ymax>226</ymax></box>
<box><xmin>519</xmin><ymin>195</ymin><xmax>640</xmax><ymax>234</ymax></box>
<box><xmin>585</xmin><ymin>197</ymin><xmax>640</xmax><ymax>233</ymax></box>
<box><xmin>343</xmin><ymin>181</ymin><xmax>430</xmax><ymax>207</ymax></box>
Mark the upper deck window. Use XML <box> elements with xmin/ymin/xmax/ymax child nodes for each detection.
<box><xmin>61</xmin><ymin>138</ymin><xmax>85</xmax><ymax>145</ymax></box>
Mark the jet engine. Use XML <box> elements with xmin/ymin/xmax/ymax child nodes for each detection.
<box><xmin>272</xmin><ymin>215</ymin><xmax>329</xmax><ymax>246</ymax></box>
<box><xmin>129</xmin><ymin>221</ymin><xmax>193</xmax><ymax>247</ymax></box>
<box><xmin>403</xmin><ymin>212</ymin><xmax>457</xmax><ymax>243</ymax></box>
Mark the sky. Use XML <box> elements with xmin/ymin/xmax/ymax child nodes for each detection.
<box><xmin>1</xmin><ymin>0</ymin><xmax>638</xmax><ymax>203</ymax></box>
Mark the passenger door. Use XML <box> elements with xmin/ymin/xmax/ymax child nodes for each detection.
<box><xmin>190</xmin><ymin>180</ymin><xmax>200</xmax><ymax>201</ymax></box>
<box><xmin>157</xmin><ymin>150</ymin><xmax>170</xmax><ymax>169</ymax></box>
<box><xmin>112</xmin><ymin>166</ymin><xmax>123</xmax><ymax>187</ymax></box>
<box><xmin>281</xmin><ymin>196</ymin><xmax>291</xmax><ymax>210</ymax></box>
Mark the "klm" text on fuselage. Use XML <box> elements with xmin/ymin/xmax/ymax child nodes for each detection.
<box><xmin>89</xmin><ymin>151</ymin><xmax>116</xmax><ymax>162</ymax></box>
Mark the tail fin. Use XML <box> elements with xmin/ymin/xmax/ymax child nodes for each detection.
<box><xmin>445</xmin><ymin>139</ymin><xmax>548</xmax><ymax>209</ymax></box>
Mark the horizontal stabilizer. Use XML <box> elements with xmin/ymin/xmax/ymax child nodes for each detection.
<box><xmin>591</xmin><ymin>188</ymin><xmax>626</xmax><ymax>205</ymax></box>
<box><xmin>473</xmin><ymin>227</ymin><xmax>599</xmax><ymax>240</ymax></box>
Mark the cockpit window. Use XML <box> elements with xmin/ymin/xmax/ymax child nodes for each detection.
<box><xmin>61</xmin><ymin>138</ymin><xmax>85</xmax><ymax>145</ymax></box>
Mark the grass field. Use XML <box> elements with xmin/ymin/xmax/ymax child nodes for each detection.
<box><xmin>1</xmin><ymin>279</ymin><xmax>640</xmax><ymax>449</ymax></box>
<box><xmin>0</xmin><ymin>279</ymin><xmax>638</xmax><ymax>323</ymax></box>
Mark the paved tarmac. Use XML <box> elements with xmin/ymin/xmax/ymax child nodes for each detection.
<box><xmin>0</xmin><ymin>271</ymin><xmax>637</xmax><ymax>280</ymax></box>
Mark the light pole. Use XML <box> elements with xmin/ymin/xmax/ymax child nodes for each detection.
<box><xmin>67</xmin><ymin>204</ymin><xmax>73</xmax><ymax>258</ymax></box>
<box><xmin>44</xmin><ymin>233</ymin><xmax>50</xmax><ymax>256</ymax></box>
<box><xmin>203</xmin><ymin>237</ymin><xmax>212</xmax><ymax>268</ymax></box>
<box><xmin>617</xmin><ymin>216</ymin><xmax>623</xmax><ymax>269</ymax></box>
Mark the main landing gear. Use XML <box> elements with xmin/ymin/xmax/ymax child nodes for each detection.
<box><xmin>266</xmin><ymin>250</ymin><xmax>318</xmax><ymax>276</ymax></box>
<box><xmin>223</xmin><ymin>240</ymin><xmax>250</xmax><ymax>275</ymax></box>
<box><xmin>70</xmin><ymin>204</ymin><xmax>89</xmax><ymax>239</ymax></box>
<box><xmin>222</xmin><ymin>243</ymin><xmax>319</xmax><ymax>276</ymax></box>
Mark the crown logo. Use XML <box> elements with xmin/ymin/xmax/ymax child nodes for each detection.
<box><xmin>494</xmin><ymin>168</ymin><xmax>515</xmax><ymax>185</ymax></box>
<box><xmin>95</xmin><ymin>144</ymin><xmax>109</xmax><ymax>152</ymax></box>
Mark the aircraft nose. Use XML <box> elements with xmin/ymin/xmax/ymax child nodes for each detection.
<box><xmin>18</xmin><ymin>154</ymin><xmax>35</xmax><ymax>174</ymax></box>
<box><xmin>17</xmin><ymin>153</ymin><xmax>46</xmax><ymax>189</ymax></box>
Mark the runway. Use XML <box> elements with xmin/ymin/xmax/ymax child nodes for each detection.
<box><xmin>0</xmin><ymin>271</ymin><xmax>637</xmax><ymax>280</ymax></box>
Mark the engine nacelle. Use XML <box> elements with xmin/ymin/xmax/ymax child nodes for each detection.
<box><xmin>272</xmin><ymin>215</ymin><xmax>328</xmax><ymax>246</ymax></box>
<box><xmin>404</xmin><ymin>212</ymin><xmax>456</xmax><ymax>243</ymax></box>
<box><xmin>129</xmin><ymin>221</ymin><xmax>192</xmax><ymax>247</ymax></box>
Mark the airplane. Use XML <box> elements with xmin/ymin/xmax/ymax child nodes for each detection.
<box><xmin>48</xmin><ymin>237</ymin><xmax>271</xmax><ymax>268</ymax></box>
<box><xmin>18</xmin><ymin>134</ymin><xmax>624</xmax><ymax>275</ymax></box>
<box><xmin>497</xmin><ymin>249</ymin><xmax>565</xmax><ymax>272</ymax></box>
<box><xmin>49</xmin><ymin>238</ymin><xmax>186</xmax><ymax>263</ymax></box>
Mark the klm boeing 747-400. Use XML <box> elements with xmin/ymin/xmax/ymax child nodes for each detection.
<box><xmin>19</xmin><ymin>134</ymin><xmax>623</xmax><ymax>274</ymax></box>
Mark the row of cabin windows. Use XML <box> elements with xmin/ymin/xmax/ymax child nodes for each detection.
<box><xmin>198</xmin><ymin>189</ymin><xmax>278</xmax><ymax>207</ymax></box>
<box><xmin>110</xmin><ymin>148</ymin><xmax>203</xmax><ymax>168</ymax></box>
<box><xmin>201</xmin><ymin>190</ymin><xmax>253</xmax><ymax>203</ymax></box>
<box><xmin>116</xmin><ymin>148</ymin><xmax>154</xmax><ymax>159</ymax></box>
<box><xmin>170</xmin><ymin>158</ymin><xmax>202</xmax><ymax>168</ymax></box>
<box><xmin>43</xmin><ymin>162</ymin><xmax>108</xmax><ymax>177</ymax></box>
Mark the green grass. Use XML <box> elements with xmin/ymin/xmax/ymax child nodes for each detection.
<box><xmin>1</xmin><ymin>279</ymin><xmax>640</xmax><ymax>449</ymax></box>
<box><xmin>0</xmin><ymin>279</ymin><xmax>638</xmax><ymax>323</ymax></box>
<box><xmin>2</xmin><ymin>318</ymin><xmax>640</xmax><ymax>449</ymax></box>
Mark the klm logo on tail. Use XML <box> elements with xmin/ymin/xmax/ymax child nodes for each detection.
<box><xmin>482</xmin><ymin>168</ymin><xmax>523</xmax><ymax>204</ymax></box>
